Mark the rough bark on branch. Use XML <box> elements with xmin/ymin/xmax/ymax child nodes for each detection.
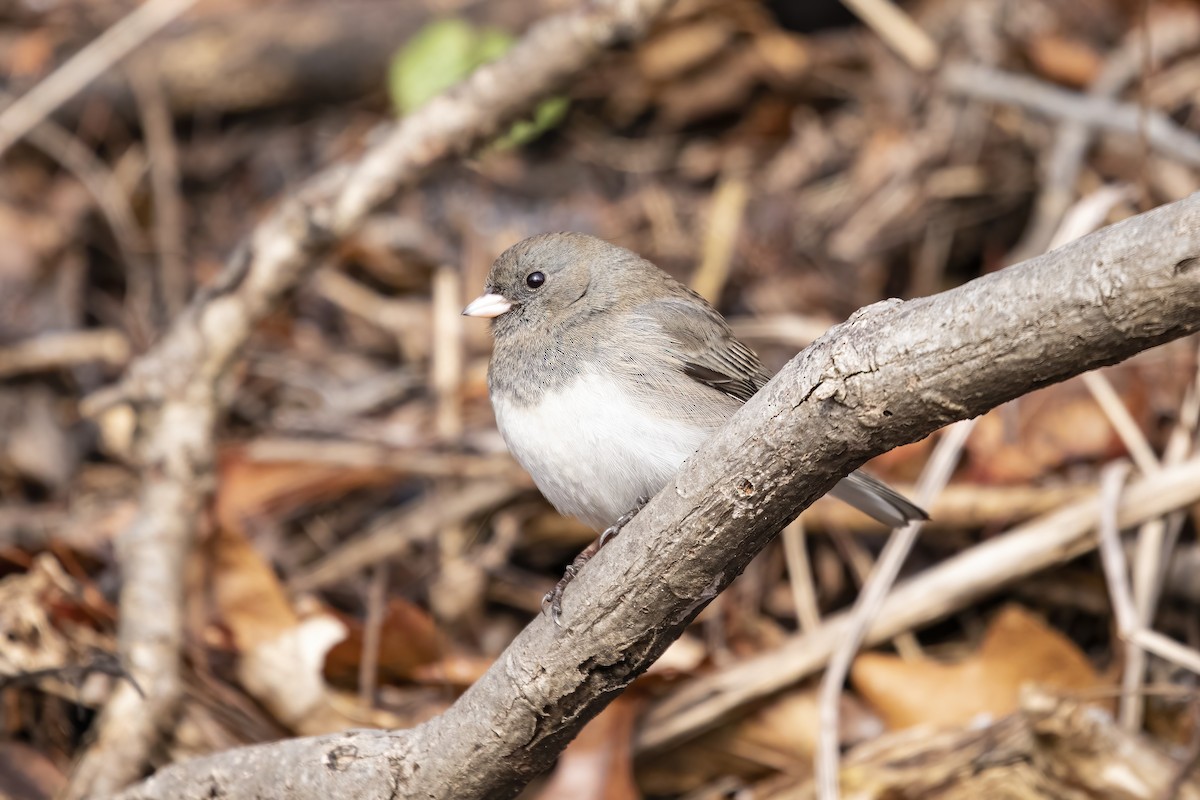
<box><xmin>119</xmin><ymin>195</ymin><xmax>1200</xmax><ymax>800</ymax></box>
<box><xmin>70</xmin><ymin>0</ymin><xmax>678</xmax><ymax>794</ymax></box>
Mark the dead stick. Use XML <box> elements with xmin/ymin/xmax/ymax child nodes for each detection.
<box><xmin>119</xmin><ymin>192</ymin><xmax>1200</xmax><ymax>800</ymax></box>
<box><xmin>69</xmin><ymin>0</ymin><xmax>680</xmax><ymax>795</ymax></box>
<box><xmin>639</xmin><ymin>452</ymin><xmax>1200</xmax><ymax>755</ymax></box>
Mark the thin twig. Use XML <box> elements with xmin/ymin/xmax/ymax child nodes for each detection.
<box><xmin>1047</xmin><ymin>185</ymin><xmax>1135</xmax><ymax>250</ymax></box>
<box><xmin>814</xmin><ymin>418</ymin><xmax>975</xmax><ymax>800</ymax></box>
<box><xmin>0</xmin><ymin>330</ymin><xmax>131</xmax><ymax>378</ymax></box>
<box><xmin>1084</xmin><ymin>362</ymin><xmax>1197</xmax><ymax>729</ymax></box>
<box><xmin>0</xmin><ymin>0</ymin><xmax>200</xmax><ymax>158</ymax></box>
<box><xmin>637</xmin><ymin>453</ymin><xmax>1200</xmax><ymax>757</ymax></box>
<box><xmin>1006</xmin><ymin>8</ymin><xmax>1200</xmax><ymax>263</ymax></box>
<box><xmin>782</xmin><ymin>518</ymin><xmax>821</xmax><ymax>634</ymax></box>
<box><xmin>839</xmin><ymin>0</ymin><xmax>939</xmax><ymax>71</ymax></box>
<box><xmin>1082</xmin><ymin>371</ymin><xmax>1159</xmax><ymax>473</ymax></box>
<box><xmin>70</xmin><ymin>0</ymin><xmax>681</xmax><ymax>794</ymax></box>
<box><xmin>1098</xmin><ymin>462</ymin><xmax>1200</xmax><ymax>679</ymax></box>
<box><xmin>432</xmin><ymin>264</ymin><xmax>464</xmax><ymax>442</ymax></box>
<box><xmin>1098</xmin><ymin>462</ymin><xmax>1137</xmax><ymax>632</ymax></box>
<box><xmin>1130</xmin><ymin>629</ymin><xmax>1200</xmax><ymax>675</ymax></box>
<box><xmin>691</xmin><ymin>160</ymin><xmax>749</xmax><ymax>304</ymax></box>
<box><xmin>129</xmin><ymin>64</ymin><xmax>189</xmax><ymax>318</ymax></box>
<box><xmin>942</xmin><ymin>62</ymin><xmax>1200</xmax><ymax>167</ymax></box>
<box><xmin>0</xmin><ymin>89</ymin><xmax>148</xmax><ymax>277</ymax></box>
<box><xmin>358</xmin><ymin>563</ymin><xmax>389</xmax><ymax>710</ymax></box>
<box><xmin>827</xmin><ymin>526</ymin><xmax>923</xmax><ymax>660</ymax></box>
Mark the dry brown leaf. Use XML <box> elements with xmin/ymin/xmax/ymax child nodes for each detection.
<box><xmin>205</xmin><ymin>525</ymin><xmax>350</xmax><ymax>734</ymax></box>
<box><xmin>751</xmin><ymin>30</ymin><xmax>809</xmax><ymax>85</ymax></box>
<box><xmin>637</xmin><ymin>19</ymin><xmax>734</xmax><ymax>81</ymax></box>
<box><xmin>215</xmin><ymin>445</ymin><xmax>395</xmax><ymax>533</ymax></box>
<box><xmin>851</xmin><ymin>605</ymin><xmax>1105</xmax><ymax>730</ymax></box>
<box><xmin>206</xmin><ymin>525</ymin><xmax>297</xmax><ymax>650</ymax></box>
<box><xmin>6</xmin><ymin>30</ymin><xmax>58</xmax><ymax>78</ymax></box>
<box><xmin>324</xmin><ymin>597</ymin><xmax>443</xmax><ymax>688</ymax></box>
<box><xmin>1027</xmin><ymin>35</ymin><xmax>1103</xmax><ymax>87</ymax></box>
<box><xmin>409</xmin><ymin>653</ymin><xmax>494</xmax><ymax>688</ymax></box>
<box><xmin>637</xmin><ymin>686</ymin><xmax>881</xmax><ymax>795</ymax></box>
<box><xmin>0</xmin><ymin>554</ymin><xmax>114</xmax><ymax>706</ymax></box>
<box><xmin>760</xmin><ymin>688</ymin><xmax>1200</xmax><ymax>799</ymax></box>
<box><xmin>965</xmin><ymin>380</ymin><xmax>1131</xmax><ymax>483</ymax></box>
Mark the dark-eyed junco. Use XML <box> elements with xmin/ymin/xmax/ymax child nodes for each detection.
<box><xmin>464</xmin><ymin>233</ymin><xmax>926</xmax><ymax>623</ymax></box>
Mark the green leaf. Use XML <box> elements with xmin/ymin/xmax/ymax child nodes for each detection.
<box><xmin>389</xmin><ymin>18</ymin><xmax>479</xmax><ymax>115</ymax></box>
<box><xmin>389</xmin><ymin>18</ymin><xmax>570</xmax><ymax>147</ymax></box>
<box><xmin>494</xmin><ymin>95</ymin><xmax>570</xmax><ymax>149</ymax></box>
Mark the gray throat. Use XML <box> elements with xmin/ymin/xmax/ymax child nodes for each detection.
<box><xmin>488</xmin><ymin>318</ymin><xmax>599</xmax><ymax>407</ymax></box>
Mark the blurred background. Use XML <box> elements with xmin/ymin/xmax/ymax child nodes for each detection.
<box><xmin>1</xmin><ymin>0</ymin><xmax>1199</xmax><ymax>797</ymax></box>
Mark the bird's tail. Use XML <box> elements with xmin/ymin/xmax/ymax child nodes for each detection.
<box><xmin>828</xmin><ymin>470</ymin><xmax>928</xmax><ymax>528</ymax></box>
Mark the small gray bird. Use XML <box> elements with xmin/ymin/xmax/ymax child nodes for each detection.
<box><xmin>464</xmin><ymin>233</ymin><xmax>926</xmax><ymax>622</ymax></box>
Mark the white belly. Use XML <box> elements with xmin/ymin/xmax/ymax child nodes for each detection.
<box><xmin>493</xmin><ymin>372</ymin><xmax>714</xmax><ymax>530</ymax></box>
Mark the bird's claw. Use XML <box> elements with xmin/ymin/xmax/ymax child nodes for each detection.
<box><xmin>541</xmin><ymin>495</ymin><xmax>649</xmax><ymax>629</ymax></box>
<box><xmin>542</xmin><ymin>563</ymin><xmax>578</xmax><ymax>627</ymax></box>
<box><xmin>541</xmin><ymin>588</ymin><xmax>565</xmax><ymax>628</ymax></box>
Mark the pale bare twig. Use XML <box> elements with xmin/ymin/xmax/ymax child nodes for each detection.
<box><xmin>1006</xmin><ymin>8</ymin><xmax>1200</xmax><ymax>264</ymax></box>
<box><xmin>129</xmin><ymin>65</ymin><xmax>189</xmax><ymax>318</ymax></box>
<box><xmin>1047</xmin><ymin>185</ymin><xmax>1136</xmax><ymax>250</ymax></box>
<box><xmin>1131</xmin><ymin>630</ymin><xmax>1200</xmax><ymax>675</ymax></box>
<box><xmin>0</xmin><ymin>0</ymin><xmax>201</xmax><ymax>159</ymax></box>
<box><xmin>0</xmin><ymin>89</ymin><xmax>148</xmax><ymax>276</ymax></box>
<box><xmin>432</xmin><ymin>265</ymin><xmax>464</xmax><ymax>442</ymax></box>
<box><xmin>815</xmin><ymin>418</ymin><xmax>976</xmax><ymax>800</ymax></box>
<box><xmin>68</xmin><ymin>0</ymin><xmax>682</xmax><ymax>794</ymax></box>
<box><xmin>1082</xmin><ymin>371</ymin><xmax>1160</xmax><ymax>474</ymax></box>
<box><xmin>1098</xmin><ymin>462</ymin><xmax>1200</xmax><ymax>679</ymax></box>
<box><xmin>1089</xmin><ymin>360</ymin><xmax>1199</xmax><ymax>729</ymax></box>
<box><xmin>839</xmin><ymin>0</ymin><xmax>939</xmax><ymax>71</ymax></box>
<box><xmin>0</xmin><ymin>330</ymin><xmax>131</xmax><ymax>378</ymax></box>
<box><xmin>827</xmin><ymin>523</ymin><xmax>923</xmax><ymax>660</ymax></box>
<box><xmin>691</xmin><ymin>161</ymin><xmax>749</xmax><ymax>304</ymax></box>
<box><xmin>358</xmin><ymin>563</ymin><xmax>389</xmax><ymax>710</ymax></box>
<box><xmin>637</xmin><ymin>453</ymin><xmax>1200</xmax><ymax>757</ymax></box>
<box><xmin>117</xmin><ymin>192</ymin><xmax>1200</xmax><ymax>799</ymax></box>
<box><xmin>782</xmin><ymin>518</ymin><xmax>821</xmax><ymax>634</ymax></box>
<box><xmin>942</xmin><ymin>62</ymin><xmax>1200</xmax><ymax>167</ymax></box>
<box><xmin>1098</xmin><ymin>461</ymin><xmax>1138</xmax><ymax>627</ymax></box>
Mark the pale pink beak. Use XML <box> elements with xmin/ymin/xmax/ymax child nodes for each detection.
<box><xmin>462</xmin><ymin>293</ymin><xmax>512</xmax><ymax>318</ymax></box>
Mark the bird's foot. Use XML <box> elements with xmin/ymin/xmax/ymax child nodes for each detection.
<box><xmin>542</xmin><ymin>496</ymin><xmax>649</xmax><ymax>627</ymax></box>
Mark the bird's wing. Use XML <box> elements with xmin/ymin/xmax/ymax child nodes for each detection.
<box><xmin>640</xmin><ymin>297</ymin><xmax>771</xmax><ymax>403</ymax></box>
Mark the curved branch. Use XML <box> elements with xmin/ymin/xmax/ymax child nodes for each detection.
<box><xmin>70</xmin><ymin>0</ymin><xmax>678</xmax><ymax>794</ymax></box>
<box><xmin>119</xmin><ymin>195</ymin><xmax>1200</xmax><ymax>800</ymax></box>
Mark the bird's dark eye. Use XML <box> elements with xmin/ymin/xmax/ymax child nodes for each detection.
<box><xmin>525</xmin><ymin>271</ymin><xmax>545</xmax><ymax>289</ymax></box>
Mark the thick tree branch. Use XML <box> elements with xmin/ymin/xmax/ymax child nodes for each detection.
<box><xmin>69</xmin><ymin>0</ymin><xmax>677</xmax><ymax>794</ymax></box>
<box><xmin>119</xmin><ymin>196</ymin><xmax>1200</xmax><ymax>799</ymax></box>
